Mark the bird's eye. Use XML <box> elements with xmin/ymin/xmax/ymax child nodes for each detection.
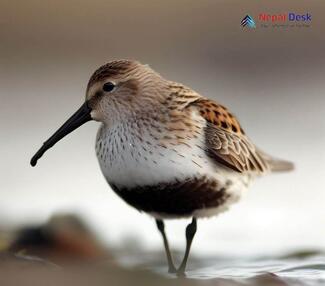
<box><xmin>103</xmin><ymin>82</ymin><xmax>115</xmax><ymax>92</ymax></box>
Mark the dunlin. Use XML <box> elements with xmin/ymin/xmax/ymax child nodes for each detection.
<box><xmin>31</xmin><ymin>60</ymin><xmax>293</xmax><ymax>275</ymax></box>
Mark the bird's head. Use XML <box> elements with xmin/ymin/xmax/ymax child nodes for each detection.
<box><xmin>86</xmin><ymin>60</ymin><xmax>166</xmax><ymax>124</ymax></box>
<box><xmin>30</xmin><ymin>60</ymin><xmax>166</xmax><ymax>166</ymax></box>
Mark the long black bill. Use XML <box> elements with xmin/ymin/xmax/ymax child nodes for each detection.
<box><xmin>30</xmin><ymin>102</ymin><xmax>92</xmax><ymax>167</ymax></box>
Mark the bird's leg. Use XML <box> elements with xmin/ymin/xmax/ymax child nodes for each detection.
<box><xmin>177</xmin><ymin>217</ymin><xmax>197</xmax><ymax>276</ymax></box>
<box><xmin>155</xmin><ymin>219</ymin><xmax>177</xmax><ymax>273</ymax></box>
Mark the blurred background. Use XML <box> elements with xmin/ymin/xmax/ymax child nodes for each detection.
<box><xmin>1</xmin><ymin>0</ymin><xmax>324</xmax><ymax>263</ymax></box>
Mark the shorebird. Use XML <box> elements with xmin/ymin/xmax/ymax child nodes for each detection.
<box><xmin>30</xmin><ymin>60</ymin><xmax>293</xmax><ymax>275</ymax></box>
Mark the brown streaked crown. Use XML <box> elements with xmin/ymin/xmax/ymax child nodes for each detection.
<box><xmin>87</xmin><ymin>60</ymin><xmax>139</xmax><ymax>91</ymax></box>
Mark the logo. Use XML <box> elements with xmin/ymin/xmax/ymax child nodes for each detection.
<box><xmin>241</xmin><ymin>15</ymin><xmax>256</xmax><ymax>28</ymax></box>
<box><xmin>259</xmin><ymin>13</ymin><xmax>312</xmax><ymax>22</ymax></box>
<box><xmin>241</xmin><ymin>12</ymin><xmax>312</xmax><ymax>29</ymax></box>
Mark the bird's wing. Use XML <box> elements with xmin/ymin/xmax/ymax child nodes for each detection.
<box><xmin>189</xmin><ymin>98</ymin><xmax>270</xmax><ymax>174</ymax></box>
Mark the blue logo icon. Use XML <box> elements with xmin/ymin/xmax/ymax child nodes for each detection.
<box><xmin>241</xmin><ymin>15</ymin><xmax>256</xmax><ymax>28</ymax></box>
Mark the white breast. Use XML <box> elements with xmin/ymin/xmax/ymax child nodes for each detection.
<box><xmin>97</xmin><ymin>127</ymin><xmax>207</xmax><ymax>187</ymax></box>
<box><xmin>95</xmin><ymin>118</ymin><xmax>251</xmax><ymax>198</ymax></box>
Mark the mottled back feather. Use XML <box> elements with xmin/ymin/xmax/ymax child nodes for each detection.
<box><xmin>176</xmin><ymin>94</ymin><xmax>270</xmax><ymax>174</ymax></box>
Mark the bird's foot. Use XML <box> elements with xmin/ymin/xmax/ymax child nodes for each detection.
<box><xmin>168</xmin><ymin>265</ymin><xmax>177</xmax><ymax>274</ymax></box>
<box><xmin>176</xmin><ymin>268</ymin><xmax>186</xmax><ymax>277</ymax></box>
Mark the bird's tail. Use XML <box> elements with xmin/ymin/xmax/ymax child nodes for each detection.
<box><xmin>258</xmin><ymin>149</ymin><xmax>294</xmax><ymax>173</ymax></box>
<box><xmin>267</xmin><ymin>157</ymin><xmax>294</xmax><ymax>172</ymax></box>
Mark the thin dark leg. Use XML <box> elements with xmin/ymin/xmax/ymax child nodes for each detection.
<box><xmin>155</xmin><ymin>219</ymin><xmax>177</xmax><ymax>273</ymax></box>
<box><xmin>177</xmin><ymin>217</ymin><xmax>197</xmax><ymax>276</ymax></box>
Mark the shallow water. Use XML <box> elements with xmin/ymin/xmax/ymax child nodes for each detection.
<box><xmin>119</xmin><ymin>251</ymin><xmax>325</xmax><ymax>285</ymax></box>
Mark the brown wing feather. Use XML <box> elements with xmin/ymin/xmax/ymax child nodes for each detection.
<box><xmin>191</xmin><ymin>98</ymin><xmax>269</xmax><ymax>174</ymax></box>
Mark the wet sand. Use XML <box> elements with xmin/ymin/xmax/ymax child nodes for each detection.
<box><xmin>1</xmin><ymin>249</ymin><xmax>325</xmax><ymax>286</ymax></box>
<box><xmin>1</xmin><ymin>215</ymin><xmax>324</xmax><ymax>286</ymax></box>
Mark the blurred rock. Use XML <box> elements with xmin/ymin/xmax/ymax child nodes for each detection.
<box><xmin>247</xmin><ymin>273</ymin><xmax>289</xmax><ymax>286</ymax></box>
<box><xmin>8</xmin><ymin>214</ymin><xmax>108</xmax><ymax>263</ymax></box>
